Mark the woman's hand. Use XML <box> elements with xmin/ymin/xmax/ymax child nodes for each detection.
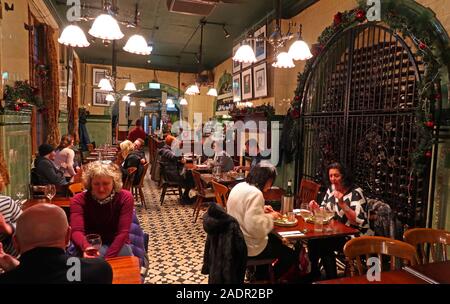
<box><xmin>332</xmin><ymin>190</ymin><xmax>344</xmax><ymax>202</ymax></box>
<box><xmin>83</xmin><ymin>247</ymin><xmax>100</xmax><ymax>259</ymax></box>
<box><xmin>309</xmin><ymin>200</ymin><xmax>320</xmax><ymax>211</ymax></box>
<box><xmin>269</xmin><ymin>211</ymin><xmax>282</xmax><ymax>220</ymax></box>
<box><xmin>0</xmin><ymin>243</ymin><xmax>19</xmax><ymax>272</ymax></box>
<box><xmin>264</xmin><ymin>205</ymin><xmax>275</xmax><ymax>213</ymax></box>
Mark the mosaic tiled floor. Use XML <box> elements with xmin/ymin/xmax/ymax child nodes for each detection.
<box><xmin>135</xmin><ymin>168</ymin><xmax>209</xmax><ymax>284</ymax></box>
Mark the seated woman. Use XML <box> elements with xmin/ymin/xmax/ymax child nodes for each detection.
<box><xmin>54</xmin><ymin>134</ymin><xmax>80</xmax><ymax>182</ymax></box>
<box><xmin>0</xmin><ymin>174</ymin><xmax>22</xmax><ymax>258</ymax></box>
<box><xmin>119</xmin><ymin>140</ymin><xmax>143</xmax><ymax>186</ymax></box>
<box><xmin>227</xmin><ymin>163</ymin><xmax>296</xmax><ymax>281</ymax></box>
<box><xmin>308</xmin><ymin>162</ymin><xmax>369</xmax><ymax>280</ymax></box>
<box><xmin>70</xmin><ymin>161</ymin><xmax>134</xmax><ymax>259</ymax></box>
<box><xmin>206</xmin><ymin>140</ymin><xmax>234</xmax><ymax>172</ymax></box>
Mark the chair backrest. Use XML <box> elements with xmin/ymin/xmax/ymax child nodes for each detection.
<box><xmin>123</xmin><ymin>167</ymin><xmax>137</xmax><ymax>190</ymax></box>
<box><xmin>29</xmin><ymin>184</ymin><xmax>47</xmax><ymax>199</ymax></box>
<box><xmin>68</xmin><ymin>182</ymin><xmax>85</xmax><ymax>196</ymax></box>
<box><xmin>344</xmin><ymin>236</ymin><xmax>417</xmax><ymax>276</ymax></box>
<box><xmin>136</xmin><ymin>162</ymin><xmax>149</xmax><ymax>187</ymax></box>
<box><xmin>403</xmin><ymin>228</ymin><xmax>450</xmax><ymax>264</ymax></box>
<box><xmin>297</xmin><ymin>178</ymin><xmax>320</xmax><ymax>208</ymax></box>
<box><xmin>211</xmin><ymin>180</ymin><xmax>228</xmax><ymax>208</ymax></box>
<box><xmin>192</xmin><ymin>170</ymin><xmax>206</xmax><ymax>196</ymax></box>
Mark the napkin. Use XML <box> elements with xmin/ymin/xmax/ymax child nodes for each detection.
<box><xmin>278</xmin><ymin>231</ymin><xmax>304</xmax><ymax>237</ymax></box>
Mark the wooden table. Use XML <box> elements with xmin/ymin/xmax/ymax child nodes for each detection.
<box><xmin>22</xmin><ymin>197</ymin><xmax>71</xmax><ymax>210</ymax></box>
<box><xmin>273</xmin><ymin>215</ymin><xmax>360</xmax><ymax>241</ymax></box>
<box><xmin>409</xmin><ymin>261</ymin><xmax>450</xmax><ymax>284</ymax></box>
<box><xmin>200</xmin><ymin>173</ymin><xmax>242</xmax><ymax>187</ymax></box>
<box><xmin>106</xmin><ymin>256</ymin><xmax>141</xmax><ymax>284</ymax></box>
<box><xmin>316</xmin><ymin>269</ymin><xmax>428</xmax><ymax>284</ymax></box>
<box><xmin>184</xmin><ymin>163</ymin><xmax>211</xmax><ymax>172</ymax></box>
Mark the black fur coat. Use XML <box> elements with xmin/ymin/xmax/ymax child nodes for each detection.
<box><xmin>201</xmin><ymin>203</ymin><xmax>247</xmax><ymax>284</ymax></box>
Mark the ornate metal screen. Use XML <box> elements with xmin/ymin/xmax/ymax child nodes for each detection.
<box><xmin>299</xmin><ymin>24</ymin><xmax>429</xmax><ymax>227</ymax></box>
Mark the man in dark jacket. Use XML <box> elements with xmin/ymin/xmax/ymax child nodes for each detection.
<box><xmin>0</xmin><ymin>203</ymin><xmax>113</xmax><ymax>284</ymax></box>
<box><xmin>201</xmin><ymin>203</ymin><xmax>247</xmax><ymax>284</ymax></box>
<box><xmin>32</xmin><ymin>143</ymin><xmax>68</xmax><ymax>186</ymax></box>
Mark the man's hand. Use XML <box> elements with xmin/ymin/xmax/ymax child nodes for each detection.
<box><xmin>0</xmin><ymin>242</ymin><xmax>19</xmax><ymax>272</ymax></box>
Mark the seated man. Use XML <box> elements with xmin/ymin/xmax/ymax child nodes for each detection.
<box><xmin>208</xmin><ymin>140</ymin><xmax>234</xmax><ymax>172</ymax></box>
<box><xmin>133</xmin><ymin>138</ymin><xmax>146</xmax><ymax>164</ymax></box>
<box><xmin>0</xmin><ymin>204</ymin><xmax>113</xmax><ymax>283</ymax></box>
<box><xmin>32</xmin><ymin>143</ymin><xmax>68</xmax><ymax>186</ymax></box>
<box><xmin>159</xmin><ymin>135</ymin><xmax>194</xmax><ymax>204</ymax></box>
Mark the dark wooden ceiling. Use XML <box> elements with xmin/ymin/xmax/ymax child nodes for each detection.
<box><xmin>45</xmin><ymin>0</ymin><xmax>317</xmax><ymax>72</ymax></box>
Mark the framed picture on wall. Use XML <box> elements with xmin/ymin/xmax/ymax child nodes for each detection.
<box><xmin>254</xmin><ymin>25</ymin><xmax>266</xmax><ymax>62</ymax></box>
<box><xmin>241</xmin><ymin>68</ymin><xmax>253</xmax><ymax>100</ymax></box>
<box><xmin>232</xmin><ymin>74</ymin><xmax>241</xmax><ymax>102</ymax></box>
<box><xmin>93</xmin><ymin>88</ymin><xmax>110</xmax><ymax>106</ymax></box>
<box><xmin>232</xmin><ymin>43</ymin><xmax>241</xmax><ymax>74</ymax></box>
<box><xmin>92</xmin><ymin>68</ymin><xmax>109</xmax><ymax>86</ymax></box>
<box><xmin>253</xmin><ymin>62</ymin><xmax>267</xmax><ymax>98</ymax></box>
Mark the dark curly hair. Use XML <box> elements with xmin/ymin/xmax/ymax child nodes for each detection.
<box><xmin>246</xmin><ymin>162</ymin><xmax>277</xmax><ymax>191</ymax></box>
<box><xmin>326</xmin><ymin>162</ymin><xmax>353</xmax><ymax>189</ymax></box>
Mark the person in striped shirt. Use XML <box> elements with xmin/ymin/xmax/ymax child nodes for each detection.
<box><xmin>0</xmin><ymin>174</ymin><xmax>22</xmax><ymax>257</ymax></box>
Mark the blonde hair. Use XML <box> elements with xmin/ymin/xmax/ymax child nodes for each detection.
<box><xmin>120</xmin><ymin>140</ymin><xmax>135</xmax><ymax>158</ymax></box>
<box><xmin>82</xmin><ymin>161</ymin><xmax>123</xmax><ymax>192</ymax></box>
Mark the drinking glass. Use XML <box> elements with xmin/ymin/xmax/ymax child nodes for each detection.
<box><xmin>299</xmin><ymin>202</ymin><xmax>312</xmax><ymax>233</ymax></box>
<box><xmin>314</xmin><ymin>208</ymin><xmax>325</xmax><ymax>232</ymax></box>
<box><xmin>45</xmin><ymin>184</ymin><xmax>56</xmax><ymax>203</ymax></box>
<box><xmin>85</xmin><ymin>234</ymin><xmax>102</xmax><ymax>257</ymax></box>
<box><xmin>15</xmin><ymin>184</ymin><xmax>26</xmax><ymax>207</ymax></box>
<box><xmin>323</xmin><ymin>209</ymin><xmax>336</xmax><ymax>232</ymax></box>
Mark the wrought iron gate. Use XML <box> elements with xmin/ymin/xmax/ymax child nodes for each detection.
<box><xmin>299</xmin><ymin>24</ymin><xmax>430</xmax><ymax>227</ymax></box>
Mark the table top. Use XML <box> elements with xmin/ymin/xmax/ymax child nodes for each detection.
<box><xmin>22</xmin><ymin>197</ymin><xmax>71</xmax><ymax>210</ymax></box>
<box><xmin>201</xmin><ymin>173</ymin><xmax>243</xmax><ymax>186</ymax></box>
<box><xmin>316</xmin><ymin>269</ymin><xmax>428</xmax><ymax>284</ymax></box>
<box><xmin>272</xmin><ymin>215</ymin><xmax>360</xmax><ymax>240</ymax></box>
<box><xmin>184</xmin><ymin>163</ymin><xmax>211</xmax><ymax>171</ymax></box>
<box><xmin>106</xmin><ymin>256</ymin><xmax>141</xmax><ymax>284</ymax></box>
<box><xmin>409</xmin><ymin>261</ymin><xmax>450</xmax><ymax>284</ymax></box>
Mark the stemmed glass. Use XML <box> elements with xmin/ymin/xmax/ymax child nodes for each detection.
<box><xmin>45</xmin><ymin>184</ymin><xmax>56</xmax><ymax>203</ymax></box>
<box><xmin>15</xmin><ymin>184</ymin><xmax>26</xmax><ymax>207</ymax></box>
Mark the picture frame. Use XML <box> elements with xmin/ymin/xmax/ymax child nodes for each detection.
<box><xmin>241</xmin><ymin>40</ymin><xmax>254</xmax><ymax>70</ymax></box>
<box><xmin>241</xmin><ymin>68</ymin><xmax>253</xmax><ymax>100</ymax></box>
<box><xmin>232</xmin><ymin>43</ymin><xmax>241</xmax><ymax>74</ymax></box>
<box><xmin>92</xmin><ymin>68</ymin><xmax>109</xmax><ymax>86</ymax></box>
<box><xmin>93</xmin><ymin>88</ymin><xmax>110</xmax><ymax>106</ymax></box>
<box><xmin>232</xmin><ymin>74</ymin><xmax>241</xmax><ymax>102</ymax></box>
<box><xmin>254</xmin><ymin>25</ymin><xmax>267</xmax><ymax>62</ymax></box>
<box><xmin>253</xmin><ymin>62</ymin><xmax>267</xmax><ymax>98</ymax></box>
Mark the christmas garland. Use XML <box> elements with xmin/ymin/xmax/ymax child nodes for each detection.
<box><xmin>290</xmin><ymin>0</ymin><xmax>450</xmax><ymax>174</ymax></box>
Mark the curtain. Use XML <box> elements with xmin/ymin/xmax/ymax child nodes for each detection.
<box><xmin>68</xmin><ymin>54</ymin><xmax>79</xmax><ymax>143</ymax></box>
<box><xmin>0</xmin><ymin>149</ymin><xmax>10</xmax><ymax>186</ymax></box>
<box><xmin>45</xmin><ymin>26</ymin><xmax>60</xmax><ymax>146</ymax></box>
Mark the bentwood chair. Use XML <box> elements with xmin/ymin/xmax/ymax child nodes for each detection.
<box><xmin>296</xmin><ymin>178</ymin><xmax>320</xmax><ymax>209</ymax></box>
<box><xmin>68</xmin><ymin>182</ymin><xmax>85</xmax><ymax>196</ymax></box>
<box><xmin>191</xmin><ymin>170</ymin><xmax>216</xmax><ymax>223</ymax></box>
<box><xmin>123</xmin><ymin>167</ymin><xmax>137</xmax><ymax>191</ymax></box>
<box><xmin>159</xmin><ymin>162</ymin><xmax>183</xmax><ymax>205</ymax></box>
<box><xmin>132</xmin><ymin>162</ymin><xmax>149</xmax><ymax>209</ymax></box>
<box><xmin>343</xmin><ymin>236</ymin><xmax>417</xmax><ymax>276</ymax></box>
<box><xmin>403</xmin><ymin>228</ymin><xmax>450</xmax><ymax>264</ymax></box>
<box><xmin>211</xmin><ymin>180</ymin><xmax>229</xmax><ymax>209</ymax></box>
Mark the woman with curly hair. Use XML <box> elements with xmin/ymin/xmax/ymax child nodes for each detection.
<box><xmin>70</xmin><ymin>161</ymin><xmax>134</xmax><ymax>259</ymax></box>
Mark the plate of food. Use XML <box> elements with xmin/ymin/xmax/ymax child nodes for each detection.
<box><xmin>305</xmin><ymin>215</ymin><xmax>332</xmax><ymax>225</ymax></box>
<box><xmin>273</xmin><ymin>215</ymin><xmax>298</xmax><ymax>227</ymax></box>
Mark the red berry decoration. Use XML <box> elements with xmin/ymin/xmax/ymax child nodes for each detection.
<box><xmin>294</xmin><ymin>95</ymin><xmax>300</xmax><ymax>101</ymax></box>
<box><xmin>419</xmin><ymin>42</ymin><xmax>427</xmax><ymax>50</ymax></box>
<box><xmin>14</xmin><ymin>104</ymin><xmax>20</xmax><ymax>112</ymax></box>
<box><xmin>356</xmin><ymin>10</ymin><xmax>366</xmax><ymax>22</ymax></box>
<box><xmin>425</xmin><ymin>151</ymin><xmax>432</xmax><ymax>158</ymax></box>
<box><xmin>333</xmin><ymin>12</ymin><xmax>343</xmax><ymax>26</ymax></box>
<box><xmin>424</xmin><ymin>121</ymin><xmax>434</xmax><ymax>128</ymax></box>
<box><xmin>435</xmin><ymin>94</ymin><xmax>442</xmax><ymax>100</ymax></box>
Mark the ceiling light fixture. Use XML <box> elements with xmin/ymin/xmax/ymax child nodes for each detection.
<box><xmin>288</xmin><ymin>25</ymin><xmax>313</xmax><ymax>61</ymax></box>
<box><xmin>272</xmin><ymin>52</ymin><xmax>295</xmax><ymax>68</ymax></box>
<box><xmin>140</xmin><ymin>101</ymin><xmax>146</xmax><ymax>107</ymax></box>
<box><xmin>124</xmin><ymin>81</ymin><xmax>137</xmax><ymax>91</ymax></box>
<box><xmin>179</xmin><ymin>98</ymin><xmax>188</xmax><ymax>105</ymax></box>
<box><xmin>130</xmin><ymin>101</ymin><xmax>136</xmax><ymax>106</ymax></box>
<box><xmin>123</xmin><ymin>34</ymin><xmax>152</xmax><ymax>55</ymax></box>
<box><xmin>166</xmin><ymin>98</ymin><xmax>174</xmax><ymax>105</ymax></box>
<box><xmin>58</xmin><ymin>24</ymin><xmax>90</xmax><ymax>47</ymax></box>
<box><xmin>207</xmin><ymin>88</ymin><xmax>218</xmax><ymax>97</ymax></box>
<box><xmin>89</xmin><ymin>14</ymin><xmax>124</xmax><ymax>40</ymax></box>
<box><xmin>122</xmin><ymin>95</ymin><xmax>130</xmax><ymax>102</ymax></box>
<box><xmin>232</xmin><ymin>40</ymin><xmax>257</xmax><ymax>63</ymax></box>
<box><xmin>106</xmin><ymin>93</ymin><xmax>115</xmax><ymax>102</ymax></box>
<box><xmin>98</xmin><ymin>78</ymin><xmax>113</xmax><ymax>91</ymax></box>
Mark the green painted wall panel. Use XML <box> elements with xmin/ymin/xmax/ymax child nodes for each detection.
<box><xmin>85</xmin><ymin>115</ymin><xmax>112</xmax><ymax>146</ymax></box>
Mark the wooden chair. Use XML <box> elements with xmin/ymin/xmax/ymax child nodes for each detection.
<box><xmin>123</xmin><ymin>167</ymin><xmax>137</xmax><ymax>191</ymax></box>
<box><xmin>211</xmin><ymin>180</ymin><xmax>229</xmax><ymax>209</ymax></box>
<box><xmin>159</xmin><ymin>161</ymin><xmax>183</xmax><ymax>205</ymax></box>
<box><xmin>68</xmin><ymin>182</ymin><xmax>85</xmax><ymax>196</ymax></box>
<box><xmin>245</xmin><ymin>257</ymin><xmax>276</xmax><ymax>284</ymax></box>
<box><xmin>191</xmin><ymin>170</ymin><xmax>216</xmax><ymax>223</ymax></box>
<box><xmin>29</xmin><ymin>185</ymin><xmax>47</xmax><ymax>199</ymax></box>
<box><xmin>132</xmin><ymin>162</ymin><xmax>149</xmax><ymax>209</ymax></box>
<box><xmin>343</xmin><ymin>236</ymin><xmax>417</xmax><ymax>276</ymax></box>
<box><xmin>296</xmin><ymin>178</ymin><xmax>320</xmax><ymax>209</ymax></box>
<box><xmin>403</xmin><ymin>228</ymin><xmax>450</xmax><ymax>264</ymax></box>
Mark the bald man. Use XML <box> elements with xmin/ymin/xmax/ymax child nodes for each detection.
<box><xmin>0</xmin><ymin>204</ymin><xmax>112</xmax><ymax>284</ymax></box>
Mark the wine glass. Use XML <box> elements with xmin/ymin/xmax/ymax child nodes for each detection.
<box><xmin>85</xmin><ymin>234</ymin><xmax>102</xmax><ymax>257</ymax></box>
<box><xmin>45</xmin><ymin>184</ymin><xmax>56</xmax><ymax>203</ymax></box>
<box><xmin>15</xmin><ymin>184</ymin><xmax>26</xmax><ymax>207</ymax></box>
<box><xmin>299</xmin><ymin>202</ymin><xmax>312</xmax><ymax>233</ymax></box>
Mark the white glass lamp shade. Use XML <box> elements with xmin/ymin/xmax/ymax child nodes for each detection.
<box><xmin>190</xmin><ymin>84</ymin><xmax>200</xmax><ymax>94</ymax></box>
<box><xmin>130</xmin><ymin>101</ymin><xmax>136</xmax><ymax>106</ymax></box>
<box><xmin>105</xmin><ymin>94</ymin><xmax>115</xmax><ymax>102</ymax></box>
<box><xmin>288</xmin><ymin>39</ymin><xmax>313</xmax><ymax>61</ymax></box>
<box><xmin>233</xmin><ymin>43</ymin><xmax>256</xmax><ymax>63</ymax></box>
<box><xmin>124</xmin><ymin>81</ymin><xmax>137</xmax><ymax>91</ymax></box>
<box><xmin>58</xmin><ymin>25</ymin><xmax>90</xmax><ymax>47</ymax></box>
<box><xmin>272</xmin><ymin>52</ymin><xmax>295</xmax><ymax>68</ymax></box>
<box><xmin>207</xmin><ymin>88</ymin><xmax>218</xmax><ymax>97</ymax></box>
<box><xmin>98</xmin><ymin>78</ymin><xmax>113</xmax><ymax>91</ymax></box>
<box><xmin>121</xmin><ymin>95</ymin><xmax>130</xmax><ymax>102</ymax></box>
<box><xmin>179</xmin><ymin>98</ymin><xmax>188</xmax><ymax>105</ymax></box>
<box><xmin>140</xmin><ymin>101</ymin><xmax>146</xmax><ymax>107</ymax></box>
<box><xmin>89</xmin><ymin>14</ymin><xmax>124</xmax><ymax>40</ymax></box>
<box><xmin>166</xmin><ymin>98</ymin><xmax>174</xmax><ymax>105</ymax></box>
<box><xmin>123</xmin><ymin>35</ymin><xmax>152</xmax><ymax>55</ymax></box>
<box><xmin>185</xmin><ymin>86</ymin><xmax>194</xmax><ymax>95</ymax></box>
